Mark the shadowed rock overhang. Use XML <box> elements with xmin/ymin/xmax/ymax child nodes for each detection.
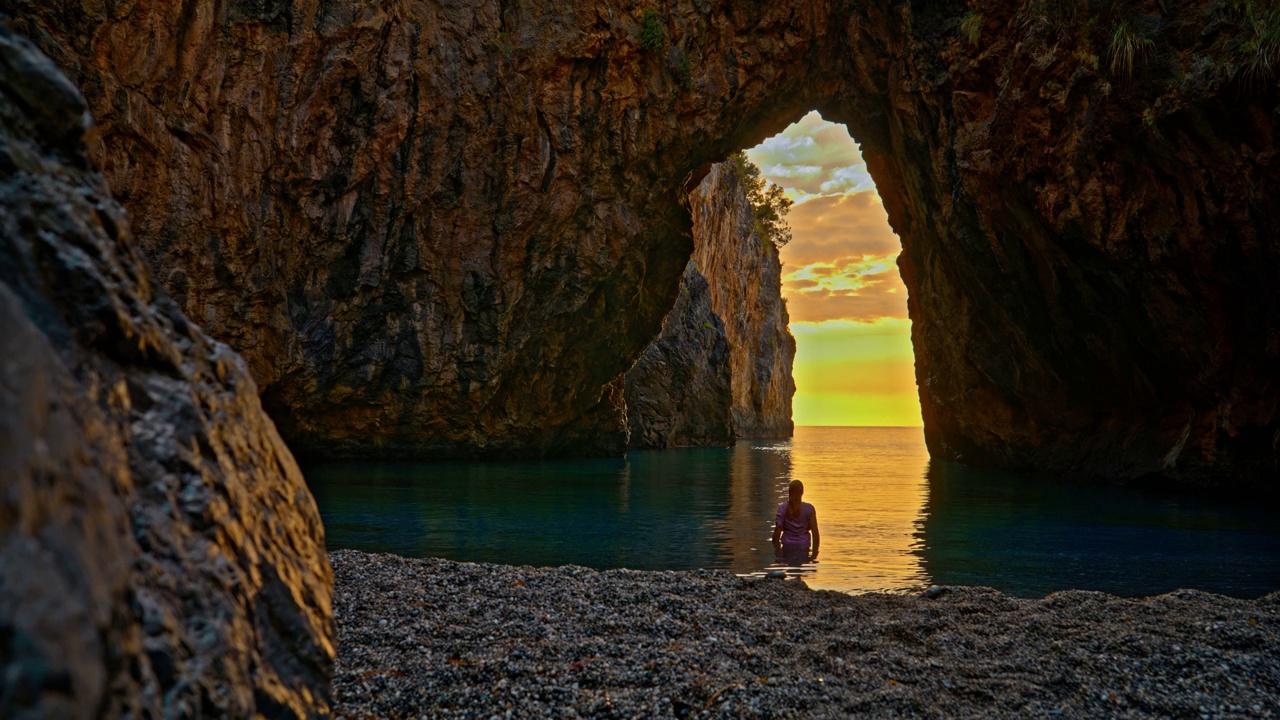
<box><xmin>7</xmin><ymin>0</ymin><xmax>1279</xmax><ymax>487</ymax></box>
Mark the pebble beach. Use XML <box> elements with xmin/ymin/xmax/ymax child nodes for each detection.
<box><xmin>332</xmin><ymin>551</ymin><xmax>1279</xmax><ymax>719</ymax></box>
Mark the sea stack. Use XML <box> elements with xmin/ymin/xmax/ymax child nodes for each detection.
<box><xmin>626</xmin><ymin>162</ymin><xmax>796</xmax><ymax>449</ymax></box>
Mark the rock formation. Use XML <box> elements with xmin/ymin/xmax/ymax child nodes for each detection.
<box><xmin>868</xmin><ymin>2</ymin><xmax>1280</xmax><ymax>487</ymax></box>
<box><xmin>624</xmin><ymin>264</ymin><xmax>735</xmax><ymax>449</ymax></box>
<box><xmin>11</xmin><ymin>0</ymin><xmax>1280</xmax><ymax>486</ymax></box>
<box><xmin>4</xmin><ymin>0</ymin><xmax>844</xmax><ymax>461</ymax></box>
<box><xmin>690</xmin><ymin>163</ymin><xmax>796</xmax><ymax>440</ymax></box>
<box><xmin>626</xmin><ymin>162</ymin><xmax>796</xmax><ymax>450</ymax></box>
<box><xmin>0</xmin><ymin>28</ymin><xmax>333</xmax><ymax>718</ymax></box>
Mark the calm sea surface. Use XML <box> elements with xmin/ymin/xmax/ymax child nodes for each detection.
<box><xmin>304</xmin><ymin>426</ymin><xmax>1280</xmax><ymax>597</ymax></box>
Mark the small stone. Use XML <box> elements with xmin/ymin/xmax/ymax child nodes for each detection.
<box><xmin>766</xmin><ymin>570</ymin><xmax>786</xmax><ymax>579</ymax></box>
<box><xmin>924</xmin><ymin>585</ymin><xmax>946</xmax><ymax>599</ymax></box>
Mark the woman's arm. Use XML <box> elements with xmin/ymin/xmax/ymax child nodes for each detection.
<box><xmin>809</xmin><ymin>510</ymin><xmax>820</xmax><ymax>558</ymax></box>
<box><xmin>772</xmin><ymin>523</ymin><xmax>783</xmax><ymax>548</ymax></box>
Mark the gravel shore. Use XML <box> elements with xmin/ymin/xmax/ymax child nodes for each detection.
<box><xmin>332</xmin><ymin>551</ymin><xmax>1279</xmax><ymax>719</ymax></box>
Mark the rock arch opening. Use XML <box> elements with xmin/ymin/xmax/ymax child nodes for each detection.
<box><xmin>11</xmin><ymin>0</ymin><xmax>1279</xmax><ymax>487</ymax></box>
<box><xmin>743</xmin><ymin>111</ymin><xmax>920</xmax><ymax>431</ymax></box>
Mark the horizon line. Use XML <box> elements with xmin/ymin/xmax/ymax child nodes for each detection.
<box><xmin>794</xmin><ymin>424</ymin><xmax>923</xmax><ymax>429</ymax></box>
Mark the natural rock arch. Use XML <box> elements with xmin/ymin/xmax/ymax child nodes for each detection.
<box><xmin>9</xmin><ymin>0</ymin><xmax>1279</xmax><ymax>486</ymax></box>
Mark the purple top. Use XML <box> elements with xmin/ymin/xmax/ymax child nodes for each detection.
<box><xmin>776</xmin><ymin>501</ymin><xmax>815</xmax><ymax>546</ymax></box>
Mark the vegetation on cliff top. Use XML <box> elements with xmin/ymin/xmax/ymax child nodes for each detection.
<box><xmin>728</xmin><ymin>151</ymin><xmax>793</xmax><ymax>249</ymax></box>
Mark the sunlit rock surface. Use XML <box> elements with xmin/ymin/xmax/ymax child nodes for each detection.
<box><xmin>626</xmin><ymin>163</ymin><xmax>795</xmax><ymax>449</ymax></box>
<box><xmin>690</xmin><ymin>163</ymin><xmax>796</xmax><ymax>440</ymax></box>
<box><xmin>0</xmin><ymin>29</ymin><xmax>333</xmax><ymax>718</ymax></box>
<box><xmin>11</xmin><ymin>0</ymin><xmax>1280</xmax><ymax>485</ymax></box>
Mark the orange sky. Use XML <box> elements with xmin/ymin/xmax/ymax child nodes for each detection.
<box><xmin>745</xmin><ymin>112</ymin><xmax>922</xmax><ymax>427</ymax></box>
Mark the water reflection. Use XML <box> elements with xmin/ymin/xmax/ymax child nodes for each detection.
<box><xmin>304</xmin><ymin>427</ymin><xmax>1280</xmax><ymax>597</ymax></box>
<box><xmin>916</xmin><ymin>459</ymin><xmax>1280</xmax><ymax>597</ymax></box>
<box><xmin>308</xmin><ymin>448</ymin><xmax>740</xmax><ymax>572</ymax></box>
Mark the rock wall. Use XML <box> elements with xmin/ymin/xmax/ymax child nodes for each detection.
<box><xmin>0</xmin><ymin>29</ymin><xmax>333</xmax><ymax>718</ymax></box>
<box><xmin>847</xmin><ymin>2</ymin><xmax>1280</xmax><ymax>487</ymax></box>
<box><xmin>629</xmin><ymin>161</ymin><xmax>798</xmax><ymax>448</ymax></box>
<box><xmin>690</xmin><ymin>163</ymin><xmax>796</xmax><ymax>440</ymax></box>
<box><xmin>624</xmin><ymin>265</ymin><xmax>734</xmax><ymax>449</ymax></box>
<box><xmin>625</xmin><ymin>162</ymin><xmax>795</xmax><ymax>450</ymax></box>
<box><xmin>11</xmin><ymin>0</ymin><xmax>1280</xmax><ymax>486</ymax></box>
<box><xmin>4</xmin><ymin>0</ymin><xmax>846</xmax><ymax>459</ymax></box>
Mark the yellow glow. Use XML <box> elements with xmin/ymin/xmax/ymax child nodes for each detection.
<box><xmin>784</xmin><ymin>255</ymin><xmax>898</xmax><ymax>296</ymax></box>
<box><xmin>745</xmin><ymin>112</ymin><xmax>922</xmax><ymax>427</ymax></box>
<box><xmin>787</xmin><ymin>426</ymin><xmax>930</xmax><ymax>592</ymax></box>
<box><xmin>790</xmin><ymin>319</ymin><xmax>922</xmax><ymax>426</ymax></box>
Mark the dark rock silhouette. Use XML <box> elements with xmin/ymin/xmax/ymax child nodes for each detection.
<box><xmin>5</xmin><ymin>0</ymin><xmax>840</xmax><ymax>460</ymax></box>
<box><xmin>0</xmin><ymin>28</ymin><xmax>333</xmax><ymax>718</ymax></box>
<box><xmin>625</xmin><ymin>264</ymin><xmax>735</xmax><ymax>449</ymax></box>
<box><xmin>626</xmin><ymin>163</ymin><xmax>795</xmax><ymax>449</ymax></box>
<box><xmin>11</xmin><ymin>1</ymin><xmax>1280</xmax><ymax>485</ymax></box>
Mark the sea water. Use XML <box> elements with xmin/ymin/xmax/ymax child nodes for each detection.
<box><xmin>304</xmin><ymin>426</ymin><xmax>1280</xmax><ymax>597</ymax></box>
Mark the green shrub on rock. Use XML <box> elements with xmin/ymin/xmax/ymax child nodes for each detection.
<box><xmin>641</xmin><ymin>11</ymin><xmax>664</xmax><ymax>52</ymax></box>
<box><xmin>728</xmin><ymin>151</ymin><xmax>793</xmax><ymax>249</ymax></box>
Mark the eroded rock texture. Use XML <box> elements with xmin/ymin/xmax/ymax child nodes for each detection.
<box><xmin>865</xmin><ymin>3</ymin><xmax>1280</xmax><ymax>486</ymax></box>
<box><xmin>626</xmin><ymin>163</ymin><xmax>796</xmax><ymax>450</ymax></box>
<box><xmin>0</xmin><ymin>29</ymin><xmax>333</xmax><ymax>718</ymax></box>
<box><xmin>5</xmin><ymin>0</ymin><xmax>845</xmax><ymax>459</ymax></box>
<box><xmin>689</xmin><ymin>163</ymin><xmax>796</xmax><ymax>440</ymax></box>
<box><xmin>12</xmin><ymin>0</ymin><xmax>1280</xmax><ymax>485</ymax></box>
<box><xmin>624</xmin><ymin>264</ymin><xmax>734</xmax><ymax>449</ymax></box>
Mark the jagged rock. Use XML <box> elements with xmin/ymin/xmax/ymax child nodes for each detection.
<box><xmin>0</xmin><ymin>28</ymin><xmax>333</xmax><ymax>719</ymax></box>
<box><xmin>876</xmin><ymin>3</ymin><xmax>1280</xmax><ymax>486</ymax></box>
<box><xmin>625</xmin><ymin>265</ymin><xmax>734</xmax><ymax>449</ymax></box>
<box><xmin>689</xmin><ymin>163</ymin><xmax>796</xmax><ymax>440</ymax></box>
<box><xmin>11</xmin><ymin>1</ymin><xmax>1280</xmax><ymax>485</ymax></box>
<box><xmin>4</xmin><ymin>0</ymin><xmax>845</xmax><ymax>460</ymax></box>
<box><xmin>625</xmin><ymin>162</ymin><xmax>795</xmax><ymax>450</ymax></box>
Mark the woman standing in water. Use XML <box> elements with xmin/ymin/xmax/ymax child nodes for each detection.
<box><xmin>772</xmin><ymin>479</ymin><xmax>819</xmax><ymax>563</ymax></box>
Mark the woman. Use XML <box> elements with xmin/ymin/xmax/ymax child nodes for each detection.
<box><xmin>772</xmin><ymin>479</ymin><xmax>819</xmax><ymax>562</ymax></box>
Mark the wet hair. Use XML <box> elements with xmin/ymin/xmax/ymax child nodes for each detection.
<box><xmin>788</xmin><ymin>480</ymin><xmax>804</xmax><ymax>493</ymax></box>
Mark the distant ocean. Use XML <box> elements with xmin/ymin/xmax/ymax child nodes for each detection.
<box><xmin>305</xmin><ymin>426</ymin><xmax>1280</xmax><ymax>598</ymax></box>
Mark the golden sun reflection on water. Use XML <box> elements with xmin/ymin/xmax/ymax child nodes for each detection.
<box><xmin>731</xmin><ymin>426</ymin><xmax>932</xmax><ymax>593</ymax></box>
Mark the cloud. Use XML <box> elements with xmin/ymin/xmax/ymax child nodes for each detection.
<box><xmin>819</xmin><ymin>165</ymin><xmax>877</xmax><ymax>195</ymax></box>
<box><xmin>762</xmin><ymin>163</ymin><xmax>823</xmax><ymax>179</ymax></box>
<box><xmin>784</xmin><ymin>282</ymin><xmax>909</xmax><ymax>324</ymax></box>
<box><xmin>744</xmin><ymin>111</ymin><xmax>867</xmax><ymax>198</ymax></box>
<box><xmin>781</xmin><ymin>191</ymin><xmax>900</xmax><ymax>266</ymax></box>
<box><xmin>773</xmin><ymin>190</ymin><xmax>906</xmax><ymax>324</ymax></box>
<box><xmin>755</xmin><ymin>134</ymin><xmax>816</xmax><ymax>153</ymax></box>
<box><xmin>742</xmin><ymin>112</ymin><xmax>918</xmax><ymax>424</ymax></box>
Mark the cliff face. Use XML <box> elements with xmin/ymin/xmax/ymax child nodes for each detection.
<box><xmin>12</xmin><ymin>0</ymin><xmax>1280</xmax><ymax>485</ymax></box>
<box><xmin>690</xmin><ymin>163</ymin><xmax>796</xmax><ymax>440</ymax></box>
<box><xmin>5</xmin><ymin>0</ymin><xmax>846</xmax><ymax>459</ymax></box>
<box><xmin>624</xmin><ymin>265</ymin><xmax>734</xmax><ymax>449</ymax></box>
<box><xmin>625</xmin><ymin>162</ymin><xmax>795</xmax><ymax>449</ymax></box>
<box><xmin>853</xmin><ymin>3</ymin><xmax>1280</xmax><ymax>486</ymax></box>
<box><xmin>0</xmin><ymin>29</ymin><xmax>332</xmax><ymax>717</ymax></box>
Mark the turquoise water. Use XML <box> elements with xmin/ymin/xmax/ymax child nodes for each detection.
<box><xmin>304</xmin><ymin>426</ymin><xmax>1280</xmax><ymax>597</ymax></box>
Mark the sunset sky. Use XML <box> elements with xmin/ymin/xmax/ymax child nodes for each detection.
<box><xmin>745</xmin><ymin>112</ymin><xmax>922</xmax><ymax>427</ymax></box>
